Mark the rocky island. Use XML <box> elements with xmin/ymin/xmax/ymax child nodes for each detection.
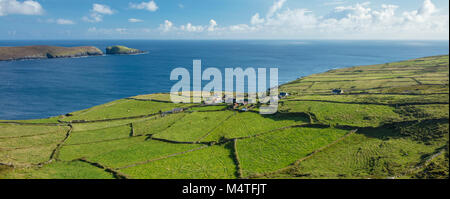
<box><xmin>106</xmin><ymin>45</ymin><xmax>146</xmax><ymax>55</ymax></box>
<box><xmin>0</xmin><ymin>45</ymin><xmax>103</xmax><ymax>61</ymax></box>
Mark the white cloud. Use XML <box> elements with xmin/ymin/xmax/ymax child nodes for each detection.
<box><xmin>56</xmin><ymin>18</ymin><xmax>75</xmax><ymax>25</ymax></box>
<box><xmin>159</xmin><ymin>20</ymin><xmax>173</xmax><ymax>32</ymax></box>
<box><xmin>92</xmin><ymin>3</ymin><xmax>114</xmax><ymax>15</ymax></box>
<box><xmin>148</xmin><ymin>0</ymin><xmax>448</xmax><ymax>39</ymax></box>
<box><xmin>130</xmin><ymin>1</ymin><xmax>158</xmax><ymax>12</ymax></box>
<box><xmin>418</xmin><ymin>0</ymin><xmax>437</xmax><ymax>16</ymax></box>
<box><xmin>267</xmin><ymin>0</ymin><xmax>286</xmax><ymax>18</ymax></box>
<box><xmin>0</xmin><ymin>0</ymin><xmax>44</xmax><ymax>16</ymax></box>
<box><xmin>128</xmin><ymin>18</ymin><xmax>143</xmax><ymax>23</ymax></box>
<box><xmin>178</xmin><ymin>4</ymin><xmax>184</xmax><ymax>9</ymax></box>
<box><xmin>180</xmin><ymin>23</ymin><xmax>204</xmax><ymax>32</ymax></box>
<box><xmin>83</xmin><ymin>3</ymin><xmax>114</xmax><ymax>23</ymax></box>
<box><xmin>208</xmin><ymin>19</ymin><xmax>217</xmax><ymax>31</ymax></box>
<box><xmin>403</xmin><ymin>0</ymin><xmax>437</xmax><ymax>23</ymax></box>
<box><xmin>83</xmin><ymin>12</ymin><xmax>102</xmax><ymax>23</ymax></box>
<box><xmin>320</xmin><ymin>0</ymin><xmax>447</xmax><ymax>39</ymax></box>
<box><xmin>251</xmin><ymin>13</ymin><xmax>265</xmax><ymax>25</ymax></box>
<box><xmin>228</xmin><ymin>24</ymin><xmax>252</xmax><ymax>32</ymax></box>
<box><xmin>239</xmin><ymin>0</ymin><xmax>447</xmax><ymax>39</ymax></box>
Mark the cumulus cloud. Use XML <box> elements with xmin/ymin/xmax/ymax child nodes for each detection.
<box><xmin>180</xmin><ymin>23</ymin><xmax>204</xmax><ymax>32</ymax></box>
<box><xmin>159</xmin><ymin>20</ymin><xmax>211</xmax><ymax>33</ymax></box>
<box><xmin>82</xmin><ymin>12</ymin><xmax>102</xmax><ymax>23</ymax></box>
<box><xmin>159</xmin><ymin>20</ymin><xmax>173</xmax><ymax>32</ymax></box>
<box><xmin>208</xmin><ymin>19</ymin><xmax>218</xmax><ymax>31</ymax></box>
<box><xmin>267</xmin><ymin>0</ymin><xmax>286</xmax><ymax>18</ymax></box>
<box><xmin>318</xmin><ymin>0</ymin><xmax>447</xmax><ymax>38</ymax></box>
<box><xmin>251</xmin><ymin>13</ymin><xmax>265</xmax><ymax>25</ymax></box>
<box><xmin>241</xmin><ymin>0</ymin><xmax>447</xmax><ymax>39</ymax></box>
<box><xmin>83</xmin><ymin>3</ymin><xmax>114</xmax><ymax>23</ymax></box>
<box><xmin>0</xmin><ymin>0</ymin><xmax>44</xmax><ymax>16</ymax></box>
<box><xmin>92</xmin><ymin>3</ymin><xmax>114</xmax><ymax>15</ymax></box>
<box><xmin>403</xmin><ymin>0</ymin><xmax>437</xmax><ymax>23</ymax></box>
<box><xmin>152</xmin><ymin>0</ymin><xmax>447</xmax><ymax>39</ymax></box>
<box><xmin>128</xmin><ymin>18</ymin><xmax>143</xmax><ymax>23</ymax></box>
<box><xmin>130</xmin><ymin>1</ymin><xmax>158</xmax><ymax>12</ymax></box>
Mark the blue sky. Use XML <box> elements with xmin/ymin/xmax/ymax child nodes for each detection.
<box><xmin>0</xmin><ymin>0</ymin><xmax>448</xmax><ymax>40</ymax></box>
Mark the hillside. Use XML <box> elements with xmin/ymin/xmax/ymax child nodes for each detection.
<box><xmin>0</xmin><ymin>46</ymin><xmax>103</xmax><ymax>61</ymax></box>
<box><xmin>106</xmin><ymin>45</ymin><xmax>145</xmax><ymax>55</ymax></box>
<box><xmin>0</xmin><ymin>55</ymin><xmax>448</xmax><ymax>179</ymax></box>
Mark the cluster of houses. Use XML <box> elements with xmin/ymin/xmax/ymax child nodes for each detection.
<box><xmin>158</xmin><ymin>89</ymin><xmax>343</xmax><ymax>116</ymax></box>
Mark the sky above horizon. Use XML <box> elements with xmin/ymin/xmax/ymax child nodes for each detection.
<box><xmin>0</xmin><ymin>0</ymin><xmax>449</xmax><ymax>40</ymax></box>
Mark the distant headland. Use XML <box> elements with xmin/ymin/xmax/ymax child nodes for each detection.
<box><xmin>0</xmin><ymin>45</ymin><xmax>147</xmax><ymax>61</ymax></box>
<box><xmin>0</xmin><ymin>45</ymin><xmax>103</xmax><ymax>61</ymax></box>
<box><xmin>106</xmin><ymin>45</ymin><xmax>147</xmax><ymax>55</ymax></box>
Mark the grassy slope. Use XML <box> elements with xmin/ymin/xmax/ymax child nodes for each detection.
<box><xmin>0</xmin><ymin>45</ymin><xmax>103</xmax><ymax>61</ymax></box>
<box><xmin>0</xmin><ymin>55</ymin><xmax>448</xmax><ymax>179</ymax></box>
<box><xmin>106</xmin><ymin>45</ymin><xmax>144</xmax><ymax>54</ymax></box>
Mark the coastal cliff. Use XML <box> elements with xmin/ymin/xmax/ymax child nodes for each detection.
<box><xmin>0</xmin><ymin>45</ymin><xmax>103</xmax><ymax>61</ymax></box>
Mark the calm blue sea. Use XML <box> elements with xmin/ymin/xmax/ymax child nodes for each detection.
<box><xmin>0</xmin><ymin>40</ymin><xmax>448</xmax><ymax>120</ymax></box>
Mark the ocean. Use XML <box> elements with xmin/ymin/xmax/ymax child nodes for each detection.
<box><xmin>0</xmin><ymin>40</ymin><xmax>448</xmax><ymax>120</ymax></box>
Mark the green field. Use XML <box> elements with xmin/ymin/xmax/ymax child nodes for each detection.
<box><xmin>120</xmin><ymin>145</ymin><xmax>236</xmax><ymax>179</ymax></box>
<box><xmin>0</xmin><ymin>55</ymin><xmax>448</xmax><ymax>179</ymax></box>
<box><xmin>236</xmin><ymin>127</ymin><xmax>348</xmax><ymax>177</ymax></box>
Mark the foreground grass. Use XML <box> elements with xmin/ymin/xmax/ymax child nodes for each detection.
<box><xmin>267</xmin><ymin>128</ymin><xmax>447</xmax><ymax>179</ymax></box>
<box><xmin>237</xmin><ymin>127</ymin><xmax>348</xmax><ymax>177</ymax></box>
<box><xmin>120</xmin><ymin>145</ymin><xmax>236</xmax><ymax>179</ymax></box>
<box><xmin>1</xmin><ymin>161</ymin><xmax>115</xmax><ymax>179</ymax></box>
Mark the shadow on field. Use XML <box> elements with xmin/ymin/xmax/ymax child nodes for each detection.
<box><xmin>259</xmin><ymin>112</ymin><xmax>310</xmax><ymax>123</ymax></box>
<box><xmin>355</xmin><ymin>127</ymin><xmax>402</xmax><ymax>140</ymax></box>
<box><xmin>223</xmin><ymin>141</ymin><xmax>241</xmax><ymax>179</ymax></box>
<box><xmin>356</xmin><ymin>118</ymin><xmax>449</xmax><ymax>142</ymax></box>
